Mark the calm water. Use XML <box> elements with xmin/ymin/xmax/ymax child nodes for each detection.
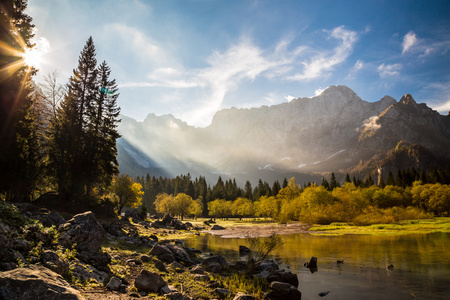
<box><xmin>185</xmin><ymin>232</ymin><xmax>450</xmax><ymax>299</ymax></box>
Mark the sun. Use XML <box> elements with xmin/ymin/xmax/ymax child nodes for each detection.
<box><xmin>22</xmin><ymin>47</ymin><xmax>43</xmax><ymax>69</ymax></box>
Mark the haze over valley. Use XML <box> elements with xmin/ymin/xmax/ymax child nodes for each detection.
<box><xmin>118</xmin><ymin>85</ymin><xmax>450</xmax><ymax>185</ymax></box>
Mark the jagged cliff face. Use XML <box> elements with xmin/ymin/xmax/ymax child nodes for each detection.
<box><xmin>117</xmin><ymin>85</ymin><xmax>450</xmax><ymax>184</ymax></box>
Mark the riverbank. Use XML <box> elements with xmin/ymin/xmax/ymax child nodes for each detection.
<box><xmin>184</xmin><ymin>217</ymin><xmax>450</xmax><ymax>237</ymax></box>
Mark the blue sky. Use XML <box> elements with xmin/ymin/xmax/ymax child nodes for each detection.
<box><xmin>27</xmin><ymin>0</ymin><xmax>450</xmax><ymax>127</ymax></box>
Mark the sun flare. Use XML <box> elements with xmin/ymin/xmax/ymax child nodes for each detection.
<box><xmin>22</xmin><ymin>47</ymin><xmax>42</xmax><ymax>69</ymax></box>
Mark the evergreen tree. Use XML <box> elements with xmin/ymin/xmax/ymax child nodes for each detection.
<box><xmin>364</xmin><ymin>174</ymin><xmax>374</xmax><ymax>187</ymax></box>
<box><xmin>386</xmin><ymin>171</ymin><xmax>395</xmax><ymax>186</ymax></box>
<box><xmin>345</xmin><ymin>173</ymin><xmax>351</xmax><ymax>184</ymax></box>
<box><xmin>0</xmin><ymin>0</ymin><xmax>41</xmax><ymax>201</ymax></box>
<box><xmin>329</xmin><ymin>172</ymin><xmax>340</xmax><ymax>190</ymax></box>
<box><xmin>49</xmin><ymin>37</ymin><xmax>120</xmax><ymax>198</ymax></box>
<box><xmin>321</xmin><ymin>177</ymin><xmax>330</xmax><ymax>190</ymax></box>
<box><xmin>85</xmin><ymin>60</ymin><xmax>120</xmax><ymax>193</ymax></box>
<box><xmin>272</xmin><ymin>180</ymin><xmax>281</xmax><ymax>197</ymax></box>
<box><xmin>244</xmin><ymin>180</ymin><xmax>252</xmax><ymax>200</ymax></box>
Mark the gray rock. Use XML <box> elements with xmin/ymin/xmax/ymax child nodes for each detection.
<box><xmin>155</xmin><ymin>260</ymin><xmax>168</xmax><ymax>272</ymax></box>
<box><xmin>215</xmin><ymin>288</ymin><xmax>232</xmax><ymax>299</ymax></box>
<box><xmin>77</xmin><ymin>250</ymin><xmax>111</xmax><ymax>272</ymax></box>
<box><xmin>0</xmin><ymin>265</ymin><xmax>83</xmax><ymax>300</ymax></box>
<box><xmin>140</xmin><ymin>254</ymin><xmax>152</xmax><ymax>262</ymax></box>
<box><xmin>267</xmin><ymin>270</ymin><xmax>299</xmax><ymax>288</ymax></box>
<box><xmin>167</xmin><ymin>245</ymin><xmax>192</xmax><ymax>264</ymax></box>
<box><xmin>165</xmin><ymin>292</ymin><xmax>193</xmax><ymax>300</ymax></box>
<box><xmin>233</xmin><ymin>292</ymin><xmax>256</xmax><ymax>300</ymax></box>
<box><xmin>149</xmin><ymin>244</ymin><xmax>173</xmax><ymax>256</ymax></box>
<box><xmin>190</xmin><ymin>265</ymin><xmax>205</xmax><ymax>274</ymax></box>
<box><xmin>257</xmin><ymin>259</ymin><xmax>279</xmax><ymax>273</ymax></box>
<box><xmin>269</xmin><ymin>281</ymin><xmax>291</xmax><ymax>294</ymax></box>
<box><xmin>70</xmin><ymin>261</ymin><xmax>109</xmax><ymax>284</ymax></box>
<box><xmin>202</xmin><ymin>255</ymin><xmax>228</xmax><ymax>272</ymax></box>
<box><xmin>170</xmin><ymin>261</ymin><xmax>184</xmax><ymax>269</ymax></box>
<box><xmin>58</xmin><ymin>211</ymin><xmax>105</xmax><ymax>252</ymax></box>
<box><xmin>211</xmin><ymin>225</ymin><xmax>225</xmax><ymax>230</ymax></box>
<box><xmin>106</xmin><ymin>277</ymin><xmax>122</xmax><ymax>290</ymax></box>
<box><xmin>194</xmin><ymin>274</ymin><xmax>210</xmax><ymax>282</ymax></box>
<box><xmin>134</xmin><ymin>270</ymin><xmax>167</xmax><ymax>293</ymax></box>
<box><xmin>42</xmin><ymin>210</ymin><xmax>66</xmax><ymax>227</ymax></box>
<box><xmin>42</xmin><ymin>250</ymin><xmax>69</xmax><ymax>276</ymax></box>
<box><xmin>159</xmin><ymin>253</ymin><xmax>176</xmax><ymax>263</ymax></box>
<box><xmin>265</xmin><ymin>281</ymin><xmax>302</xmax><ymax>300</ymax></box>
<box><xmin>161</xmin><ymin>285</ymin><xmax>179</xmax><ymax>294</ymax></box>
<box><xmin>239</xmin><ymin>245</ymin><xmax>251</xmax><ymax>255</ymax></box>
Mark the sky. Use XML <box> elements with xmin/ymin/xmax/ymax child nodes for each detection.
<box><xmin>27</xmin><ymin>0</ymin><xmax>450</xmax><ymax>127</ymax></box>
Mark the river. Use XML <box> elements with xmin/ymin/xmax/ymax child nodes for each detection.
<box><xmin>184</xmin><ymin>232</ymin><xmax>450</xmax><ymax>299</ymax></box>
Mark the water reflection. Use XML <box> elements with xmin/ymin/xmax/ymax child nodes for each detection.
<box><xmin>185</xmin><ymin>232</ymin><xmax>450</xmax><ymax>299</ymax></box>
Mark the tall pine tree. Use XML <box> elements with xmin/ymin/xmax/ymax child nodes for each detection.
<box><xmin>49</xmin><ymin>37</ymin><xmax>120</xmax><ymax>199</ymax></box>
<box><xmin>0</xmin><ymin>0</ymin><xmax>42</xmax><ymax>201</ymax></box>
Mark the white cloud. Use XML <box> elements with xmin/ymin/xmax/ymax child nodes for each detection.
<box><xmin>284</xmin><ymin>95</ymin><xmax>296</xmax><ymax>102</ymax></box>
<box><xmin>314</xmin><ymin>88</ymin><xmax>324</xmax><ymax>96</ymax></box>
<box><xmin>377</xmin><ymin>63</ymin><xmax>402</xmax><ymax>78</ymax></box>
<box><xmin>402</xmin><ymin>31</ymin><xmax>418</xmax><ymax>54</ymax></box>
<box><xmin>288</xmin><ymin>26</ymin><xmax>358</xmax><ymax>81</ymax></box>
<box><xmin>354</xmin><ymin>59</ymin><xmax>364</xmax><ymax>71</ymax></box>
<box><xmin>109</xmin><ymin>23</ymin><xmax>165</xmax><ymax>63</ymax></box>
<box><xmin>432</xmin><ymin>100</ymin><xmax>450</xmax><ymax>113</ymax></box>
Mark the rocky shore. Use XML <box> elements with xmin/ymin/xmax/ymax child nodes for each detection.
<box><xmin>0</xmin><ymin>202</ymin><xmax>302</xmax><ymax>300</ymax></box>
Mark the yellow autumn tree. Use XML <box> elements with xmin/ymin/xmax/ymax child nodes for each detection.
<box><xmin>112</xmin><ymin>174</ymin><xmax>144</xmax><ymax>213</ymax></box>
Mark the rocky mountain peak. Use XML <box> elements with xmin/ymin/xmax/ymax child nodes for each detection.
<box><xmin>319</xmin><ymin>85</ymin><xmax>360</xmax><ymax>102</ymax></box>
<box><xmin>399</xmin><ymin>94</ymin><xmax>417</xmax><ymax>106</ymax></box>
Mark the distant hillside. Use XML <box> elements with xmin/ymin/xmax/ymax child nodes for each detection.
<box><xmin>117</xmin><ymin>85</ymin><xmax>450</xmax><ymax>185</ymax></box>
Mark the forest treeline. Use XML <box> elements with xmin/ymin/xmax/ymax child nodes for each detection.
<box><xmin>135</xmin><ymin>166</ymin><xmax>450</xmax><ymax>224</ymax></box>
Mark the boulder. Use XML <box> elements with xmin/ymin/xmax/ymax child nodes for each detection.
<box><xmin>106</xmin><ymin>277</ymin><xmax>122</xmax><ymax>290</ymax></box>
<box><xmin>167</xmin><ymin>244</ymin><xmax>192</xmax><ymax>264</ymax></box>
<box><xmin>202</xmin><ymin>255</ymin><xmax>228</xmax><ymax>273</ymax></box>
<box><xmin>134</xmin><ymin>270</ymin><xmax>167</xmax><ymax>293</ymax></box>
<box><xmin>42</xmin><ymin>210</ymin><xmax>66</xmax><ymax>227</ymax></box>
<box><xmin>123</xmin><ymin>209</ymin><xmax>143</xmax><ymax>221</ymax></box>
<box><xmin>161</xmin><ymin>285</ymin><xmax>179</xmax><ymax>294</ymax></box>
<box><xmin>159</xmin><ymin>253</ymin><xmax>176</xmax><ymax>263</ymax></box>
<box><xmin>193</xmin><ymin>274</ymin><xmax>210</xmax><ymax>282</ymax></box>
<box><xmin>41</xmin><ymin>250</ymin><xmax>69</xmax><ymax>276</ymax></box>
<box><xmin>77</xmin><ymin>250</ymin><xmax>111</xmax><ymax>272</ymax></box>
<box><xmin>140</xmin><ymin>254</ymin><xmax>152</xmax><ymax>262</ymax></box>
<box><xmin>211</xmin><ymin>224</ymin><xmax>225</xmax><ymax>230</ymax></box>
<box><xmin>264</xmin><ymin>281</ymin><xmax>302</xmax><ymax>300</ymax></box>
<box><xmin>155</xmin><ymin>260</ymin><xmax>168</xmax><ymax>272</ymax></box>
<box><xmin>58</xmin><ymin>211</ymin><xmax>105</xmax><ymax>252</ymax></box>
<box><xmin>149</xmin><ymin>244</ymin><xmax>173</xmax><ymax>256</ymax></box>
<box><xmin>267</xmin><ymin>270</ymin><xmax>299</xmax><ymax>288</ymax></box>
<box><xmin>233</xmin><ymin>292</ymin><xmax>256</xmax><ymax>300</ymax></box>
<box><xmin>165</xmin><ymin>292</ymin><xmax>193</xmax><ymax>300</ymax></box>
<box><xmin>215</xmin><ymin>288</ymin><xmax>232</xmax><ymax>299</ymax></box>
<box><xmin>257</xmin><ymin>259</ymin><xmax>279</xmax><ymax>273</ymax></box>
<box><xmin>71</xmin><ymin>261</ymin><xmax>109</xmax><ymax>284</ymax></box>
<box><xmin>190</xmin><ymin>265</ymin><xmax>205</xmax><ymax>274</ymax></box>
<box><xmin>239</xmin><ymin>245</ymin><xmax>251</xmax><ymax>255</ymax></box>
<box><xmin>0</xmin><ymin>265</ymin><xmax>83</xmax><ymax>300</ymax></box>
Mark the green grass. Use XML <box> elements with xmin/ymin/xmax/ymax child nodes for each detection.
<box><xmin>308</xmin><ymin>217</ymin><xmax>450</xmax><ymax>236</ymax></box>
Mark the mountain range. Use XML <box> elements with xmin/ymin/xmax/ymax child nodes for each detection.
<box><xmin>117</xmin><ymin>85</ymin><xmax>450</xmax><ymax>185</ymax></box>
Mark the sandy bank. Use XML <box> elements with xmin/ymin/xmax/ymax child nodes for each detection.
<box><xmin>202</xmin><ymin>222</ymin><xmax>311</xmax><ymax>238</ymax></box>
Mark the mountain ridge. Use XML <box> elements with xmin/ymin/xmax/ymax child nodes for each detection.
<box><xmin>117</xmin><ymin>85</ymin><xmax>450</xmax><ymax>185</ymax></box>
